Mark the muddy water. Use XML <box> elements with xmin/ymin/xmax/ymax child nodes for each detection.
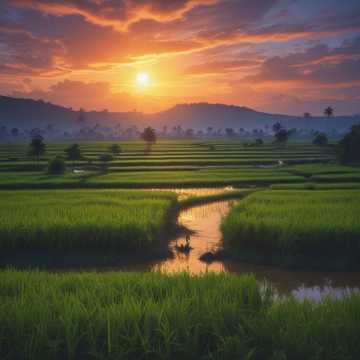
<box><xmin>149</xmin><ymin>198</ymin><xmax>360</xmax><ymax>301</ymax></box>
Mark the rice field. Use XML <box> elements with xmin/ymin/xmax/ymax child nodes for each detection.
<box><xmin>0</xmin><ymin>140</ymin><xmax>359</xmax><ymax>189</ymax></box>
<box><xmin>1</xmin><ymin>270</ymin><xmax>360</xmax><ymax>360</ymax></box>
<box><xmin>0</xmin><ymin>168</ymin><xmax>305</xmax><ymax>189</ymax></box>
<box><xmin>0</xmin><ymin>140</ymin><xmax>359</xmax><ymax>357</ymax></box>
<box><xmin>0</xmin><ymin>140</ymin><xmax>334</xmax><ymax>169</ymax></box>
<box><xmin>0</xmin><ymin>190</ymin><xmax>176</xmax><ymax>252</ymax></box>
<box><xmin>221</xmin><ymin>190</ymin><xmax>360</xmax><ymax>269</ymax></box>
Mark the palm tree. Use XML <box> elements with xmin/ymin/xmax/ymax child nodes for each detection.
<box><xmin>324</xmin><ymin>106</ymin><xmax>334</xmax><ymax>118</ymax></box>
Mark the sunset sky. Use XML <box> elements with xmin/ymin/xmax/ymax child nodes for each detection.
<box><xmin>1</xmin><ymin>0</ymin><xmax>360</xmax><ymax>115</ymax></box>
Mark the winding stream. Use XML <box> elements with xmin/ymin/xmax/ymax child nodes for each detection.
<box><xmin>151</xmin><ymin>199</ymin><xmax>360</xmax><ymax>301</ymax></box>
<box><xmin>7</xmin><ymin>187</ymin><xmax>359</xmax><ymax>301</ymax></box>
<box><xmin>142</xmin><ymin>191</ymin><xmax>360</xmax><ymax>301</ymax></box>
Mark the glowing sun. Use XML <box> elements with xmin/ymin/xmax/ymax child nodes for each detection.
<box><xmin>136</xmin><ymin>72</ymin><xmax>150</xmax><ymax>87</ymax></box>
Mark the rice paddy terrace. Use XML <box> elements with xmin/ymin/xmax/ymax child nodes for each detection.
<box><xmin>0</xmin><ymin>140</ymin><xmax>350</xmax><ymax>189</ymax></box>
<box><xmin>1</xmin><ymin>140</ymin><xmax>360</xmax><ymax>359</ymax></box>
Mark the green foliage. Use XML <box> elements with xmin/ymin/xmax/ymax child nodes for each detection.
<box><xmin>0</xmin><ymin>190</ymin><xmax>176</xmax><ymax>251</ymax></box>
<box><xmin>274</xmin><ymin>128</ymin><xmax>291</xmax><ymax>145</ymax></box>
<box><xmin>108</xmin><ymin>143</ymin><xmax>122</xmax><ymax>155</ymax></box>
<box><xmin>28</xmin><ymin>136</ymin><xmax>46</xmax><ymax>160</ymax></box>
<box><xmin>221</xmin><ymin>190</ymin><xmax>360</xmax><ymax>267</ymax></box>
<box><xmin>99</xmin><ymin>153</ymin><xmax>114</xmax><ymax>171</ymax></box>
<box><xmin>0</xmin><ymin>141</ymin><xmax>353</xmax><ymax>188</ymax></box>
<box><xmin>47</xmin><ymin>156</ymin><xmax>66</xmax><ymax>175</ymax></box>
<box><xmin>142</xmin><ymin>127</ymin><xmax>157</xmax><ymax>145</ymax></box>
<box><xmin>64</xmin><ymin>143</ymin><xmax>82</xmax><ymax>162</ymax></box>
<box><xmin>1</xmin><ymin>270</ymin><xmax>360</xmax><ymax>360</ymax></box>
<box><xmin>338</xmin><ymin>124</ymin><xmax>360</xmax><ymax>164</ymax></box>
<box><xmin>313</xmin><ymin>132</ymin><xmax>328</xmax><ymax>146</ymax></box>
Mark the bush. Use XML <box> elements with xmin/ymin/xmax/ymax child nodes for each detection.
<box><xmin>313</xmin><ymin>133</ymin><xmax>328</xmax><ymax>146</ymax></box>
<box><xmin>99</xmin><ymin>153</ymin><xmax>114</xmax><ymax>171</ymax></box>
<box><xmin>47</xmin><ymin>156</ymin><xmax>66</xmax><ymax>175</ymax></box>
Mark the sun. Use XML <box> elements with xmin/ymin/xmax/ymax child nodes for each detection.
<box><xmin>136</xmin><ymin>72</ymin><xmax>150</xmax><ymax>87</ymax></box>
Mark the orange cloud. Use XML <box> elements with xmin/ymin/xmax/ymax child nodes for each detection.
<box><xmin>11</xmin><ymin>0</ymin><xmax>217</xmax><ymax>30</ymax></box>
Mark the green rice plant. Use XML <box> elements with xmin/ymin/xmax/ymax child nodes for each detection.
<box><xmin>1</xmin><ymin>270</ymin><xmax>360</xmax><ymax>359</ymax></box>
<box><xmin>0</xmin><ymin>190</ymin><xmax>176</xmax><ymax>252</ymax></box>
<box><xmin>221</xmin><ymin>190</ymin><xmax>360</xmax><ymax>268</ymax></box>
<box><xmin>271</xmin><ymin>182</ymin><xmax>360</xmax><ymax>190</ymax></box>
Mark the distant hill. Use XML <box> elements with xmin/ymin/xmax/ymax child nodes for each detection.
<box><xmin>0</xmin><ymin>96</ymin><xmax>141</xmax><ymax>130</ymax></box>
<box><xmin>148</xmin><ymin>103</ymin><xmax>360</xmax><ymax>131</ymax></box>
<box><xmin>0</xmin><ymin>95</ymin><xmax>359</xmax><ymax>132</ymax></box>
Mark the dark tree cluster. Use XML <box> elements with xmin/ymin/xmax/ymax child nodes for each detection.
<box><xmin>338</xmin><ymin>124</ymin><xmax>360</xmax><ymax>164</ymax></box>
<box><xmin>142</xmin><ymin>127</ymin><xmax>157</xmax><ymax>151</ymax></box>
<box><xmin>272</xmin><ymin>122</ymin><xmax>291</xmax><ymax>145</ymax></box>
<box><xmin>48</xmin><ymin>157</ymin><xmax>66</xmax><ymax>175</ymax></box>
<box><xmin>28</xmin><ymin>135</ymin><xmax>46</xmax><ymax>161</ymax></box>
<box><xmin>313</xmin><ymin>132</ymin><xmax>328</xmax><ymax>146</ymax></box>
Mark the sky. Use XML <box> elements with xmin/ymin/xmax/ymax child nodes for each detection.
<box><xmin>0</xmin><ymin>0</ymin><xmax>359</xmax><ymax>115</ymax></box>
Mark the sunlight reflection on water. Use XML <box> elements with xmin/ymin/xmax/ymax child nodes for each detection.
<box><xmin>148</xmin><ymin>196</ymin><xmax>360</xmax><ymax>302</ymax></box>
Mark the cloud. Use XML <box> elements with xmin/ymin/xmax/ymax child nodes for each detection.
<box><xmin>1</xmin><ymin>0</ymin><xmax>360</xmax><ymax>115</ymax></box>
<box><xmin>10</xmin><ymin>0</ymin><xmax>217</xmax><ymax>30</ymax></box>
<box><xmin>244</xmin><ymin>37</ymin><xmax>360</xmax><ymax>85</ymax></box>
<box><xmin>0</xmin><ymin>25</ymin><xmax>67</xmax><ymax>76</ymax></box>
<box><xmin>184</xmin><ymin>59</ymin><xmax>260</xmax><ymax>75</ymax></box>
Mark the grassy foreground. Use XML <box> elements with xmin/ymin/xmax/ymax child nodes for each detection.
<box><xmin>0</xmin><ymin>190</ymin><xmax>176</xmax><ymax>252</ymax></box>
<box><xmin>1</xmin><ymin>270</ymin><xmax>360</xmax><ymax>360</ymax></box>
<box><xmin>221</xmin><ymin>190</ymin><xmax>360</xmax><ymax>269</ymax></box>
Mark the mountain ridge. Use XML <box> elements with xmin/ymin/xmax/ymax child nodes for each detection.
<box><xmin>0</xmin><ymin>95</ymin><xmax>359</xmax><ymax>132</ymax></box>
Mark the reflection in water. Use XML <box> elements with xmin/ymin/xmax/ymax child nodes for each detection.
<box><xmin>150</xmin><ymin>199</ymin><xmax>360</xmax><ymax>302</ymax></box>
<box><xmin>153</xmin><ymin>200</ymin><xmax>233</xmax><ymax>273</ymax></box>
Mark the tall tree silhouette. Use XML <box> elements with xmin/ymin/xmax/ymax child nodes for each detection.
<box><xmin>64</xmin><ymin>144</ymin><xmax>82</xmax><ymax>169</ymax></box>
<box><xmin>28</xmin><ymin>135</ymin><xmax>46</xmax><ymax>161</ymax></box>
<box><xmin>338</xmin><ymin>124</ymin><xmax>360</xmax><ymax>164</ymax></box>
<box><xmin>272</xmin><ymin>122</ymin><xmax>282</xmax><ymax>133</ymax></box>
<box><xmin>324</xmin><ymin>106</ymin><xmax>334</xmax><ymax>118</ymax></box>
<box><xmin>142</xmin><ymin>127</ymin><xmax>156</xmax><ymax>151</ymax></box>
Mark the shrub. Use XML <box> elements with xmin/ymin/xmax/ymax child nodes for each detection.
<box><xmin>47</xmin><ymin>156</ymin><xmax>66</xmax><ymax>175</ymax></box>
<box><xmin>313</xmin><ymin>133</ymin><xmax>328</xmax><ymax>146</ymax></box>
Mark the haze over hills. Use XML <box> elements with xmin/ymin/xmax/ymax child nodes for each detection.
<box><xmin>0</xmin><ymin>95</ymin><xmax>359</xmax><ymax>134</ymax></box>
